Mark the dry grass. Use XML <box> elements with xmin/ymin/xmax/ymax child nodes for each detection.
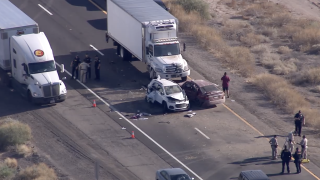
<box><xmin>251</xmin><ymin>44</ymin><xmax>270</xmax><ymax>55</ymax></box>
<box><xmin>258</xmin><ymin>27</ymin><xmax>278</xmax><ymax>38</ymax></box>
<box><xmin>165</xmin><ymin>1</ymin><xmax>255</xmax><ymax>77</ymax></box>
<box><xmin>4</xmin><ymin>158</ymin><xmax>17</xmax><ymax>169</ymax></box>
<box><xmin>240</xmin><ymin>33</ymin><xmax>268</xmax><ymax>46</ymax></box>
<box><xmin>174</xmin><ymin>0</ymin><xmax>210</xmax><ymax>19</ymax></box>
<box><xmin>277</xmin><ymin>46</ymin><xmax>292</xmax><ymax>54</ymax></box>
<box><xmin>16</xmin><ymin>144</ymin><xmax>32</xmax><ymax>157</ymax></box>
<box><xmin>222</xmin><ymin>21</ymin><xmax>253</xmax><ymax>41</ymax></box>
<box><xmin>314</xmin><ymin>85</ymin><xmax>320</xmax><ymax>93</ymax></box>
<box><xmin>17</xmin><ymin>163</ymin><xmax>57</xmax><ymax>180</ymax></box>
<box><xmin>260</xmin><ymin>53</ymin><xmax>297</xmax><ymax>75</ymax></box>
<box><xmin>253</xmin><ymin>74</ymin><xmax>320</xmax><ymax>127</ymax></box>
<box><xmin>0</xmin><ymin>121</ymin><xmax>32</xmax><ymax>149</ymax></box>
<box><xmin>302</xmin><ymin>68</ymin><xmax>320</xmax><ymax>85</ymax></box>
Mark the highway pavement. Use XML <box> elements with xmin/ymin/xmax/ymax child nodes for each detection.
<box><xmin>8</xmin><ymin>0</ymin><xmax>320</xmax><ymax>179</ymax></box>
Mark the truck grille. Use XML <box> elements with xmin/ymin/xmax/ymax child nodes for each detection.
<box><xmin>42</xmin><ymin>84</ymin><xmax>60</xmax><ymax>98</ymax></box>
<box><xmin>165</xmin><ymin>63</ymin><xmax>183</xmax><ymax>74</ymax></box>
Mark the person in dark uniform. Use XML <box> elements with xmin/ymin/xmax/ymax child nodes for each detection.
<box><xmin>293</xmin><ymin>147</ymin><xmax>302</xmax><ymax>174</ymax></box>
<box><xmin>94</xmin><ymin>55</ymin><xmax>101</xmax><ymax>80</ymax></box>
<box><xmin>84</xmin><ymin>54</ymin><xmax>92</xmax><ymax>79</ymax></box>
<box><xmin>70</xmin><ymin>55</ymin><xmax>80</xmax><ymax>79</ymax></box>
<box><xmin>294</xmin><ymin>110</ymin><xmax>305</xmax><ymax>136</ymax></box>
<box><xmin>281</xmin><ymin>145</ymin><xmax>292</xmax><ymax>174</ymax></box>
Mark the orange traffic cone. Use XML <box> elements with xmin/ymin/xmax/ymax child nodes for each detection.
<box><xmin>131</xmin><ymin>131</ymin><xmax>135</xmax><ymax>139</ymax></box>
<box><xmin>93</xmin><ymin>100</ymin><xmax>96</xmax><ymax>107</ymax></box>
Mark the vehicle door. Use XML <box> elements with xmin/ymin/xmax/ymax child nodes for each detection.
<box><xmin>154</xmin><ymin>83</ymin><xmax>165</xmax><ymax>103</ymax></box>
<box><xmin>159</xmin><ymin>171</ymin><xmax>170</xmax><ymax>180</ymax></box>
<box><xmin>146</xmin><ymin>44</ymin><xmax>154</xmax><ymax>65</ymax></box>
<box><xmin>183</xmin><ymin>82</ymin><xmax>198</xmax><ymax>101</ymax></box>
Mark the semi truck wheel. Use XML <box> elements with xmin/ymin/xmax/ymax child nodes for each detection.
<box><xmin>181</xmin><ymin>76</ymin><xmax>188</xmax><ymax>81</ymax></box>
<box><xmin>149</xmin><ymin>69</ymin><xmax>156</xmax><ymax>79</ymax></box>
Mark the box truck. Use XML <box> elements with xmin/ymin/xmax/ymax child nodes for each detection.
<box><xmin>107</xmin><ymin>0</ymin><xmax>190</xmax><ymax>81</ymax></box>
<box><xmin>0</xmin><ymin>0</ymin><xmax>67</xmax><ymax>104</ymax></box>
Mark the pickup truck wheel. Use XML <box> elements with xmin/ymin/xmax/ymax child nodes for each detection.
<box><xmin>181</xmin><ymin>76</ymin><xmax>188</xmax><ymax>81</ymax></box>
<box><xmin>162</xmin><ymin>102</ymin><xmax>168</xmax><ymax>113</ymax></box>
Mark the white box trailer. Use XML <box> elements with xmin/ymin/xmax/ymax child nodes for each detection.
<box><xmin>0</xmin><ymin>0</ymin><xmax>39</xmax><ymax>71</ymax></box>
<box><xmin>107</xmin><ymin>0</ymin><xmax>190</xmax><ymax>81</ymax></box>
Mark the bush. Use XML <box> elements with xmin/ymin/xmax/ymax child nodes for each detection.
<box><xmin>303</xmin><ymin>68</ymin><xmax>320</xmax><ymax>85</ymax></box>
<box><xmin>0</xmin><ymin>164</ymin><xmax>15</xmax><ymax>179</ymax></box>
<box><xmin>269</xmin><ymin>13</ymin><xmax>292</xmax><ymax>27</ymax></box>
<box><xmin>240</xmin><ymin>33</ymin><xmax>267</xmax><ymax>47</ymax></box>
<box><xmin>16</xmin><ymin>144</ymin><xmax>32</xmax><ymax>157</ymax></box>
<box><xmin>259</xmin><ymin>27</ymin><xmax>278</xmax><ymax>38</ymax></box>
<box><xmin>260</xmin><ymin>53</ymin><xmax>297</xmax><ymax>74</ymax></box>
<box><xmin>277</xmin><ymin>46</ymin><xmax>292</xmax><ymax>54</ymax></box>
<box><xmin>17</xmin><ymin>163</ymin><xmax>57</xmax><ymax>180</ymax></box>
<box><xmin>0</xmin><ymin>121</ymin><xmax>31</xmax><ymax>149</ymax></box>
<box><xmin>251</xmin><ymin>44</ymin><xmax>270</xmax><ymax>55</ymax></box>
<box><xmin>174</xmin><ymin>0</ymin><xmax>210</xmax><ymax>19</ymax></box>
<box><xmin>4</xmin><ymin>158</ymin><xmax>17</xmax><ymax>169</ymax></box>
<box><xmin>222</xmin><ymin>21</ymin><xmax>253</xmax><ymax>41</ymax></box>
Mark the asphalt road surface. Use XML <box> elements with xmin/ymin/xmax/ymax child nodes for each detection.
<box><xmin>7</xmin><ymin>0</ymin><xmax>320</xmax><ymax>179</ymax></box>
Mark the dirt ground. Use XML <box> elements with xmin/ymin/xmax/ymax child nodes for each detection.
<box><xmin>178</xmin><ymin>0</ymin><xmax>320</xmax><ymax>169</ymax></box>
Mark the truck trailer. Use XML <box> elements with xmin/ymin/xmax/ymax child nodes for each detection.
<box><xmin>0</xmin><ymin>0</ymin><xmax>67</xmax><ymax>104</ymax></box>
<box><xmin>107</xmin><ymin>0</ymin><xmax>190</xmax><ymax>81</ymax></box>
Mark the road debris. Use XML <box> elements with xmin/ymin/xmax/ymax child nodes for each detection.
<box><xmin>119</xmin><ymin>118</ymin><xmax>122</xmax><ymax>119</ymax></box>
<box><xmin>231</xmin><ymin>100</ymin><xmax>235</xmax><ymax>102</ymax></box>
<box><xmin>122</xmin><ymin>127</ymin><xmax>126</xmax><ymax>130</ymax></box>
<box><xmin>185</xmin><ymin>114</ymin><xmax>194</xmax><ymax>118</ymax></box>
<box><xmin>131</xmin><ymin>111</ymin><xmax>152</xmax><ymax>120</ymax></box>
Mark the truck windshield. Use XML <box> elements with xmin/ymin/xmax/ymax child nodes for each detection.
<box><xmin>154</xmin><ymin>43</ymin><xmax>180</xmax><ymax>57</ymax></box>
<box><xmin>29</xmin><ymin>60</ymin><xmax>56</xmax><ymax>74</ymax></box>
<box><xmin>164</xmin><ymin>85</ymin><xmax>181</xmax><ymax>95</ymax></box>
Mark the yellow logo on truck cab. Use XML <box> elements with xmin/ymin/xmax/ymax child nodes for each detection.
<box><xmin>34</xmin><ymin>50</ymin><xmax>44</xmax><ymax>57</ymax></box>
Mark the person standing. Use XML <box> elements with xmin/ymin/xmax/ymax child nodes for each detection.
<box><xmin>281</xmin><ymin>145</ymin><xmax>292</xmax><ymax>174</ymax></box>
<box><xmin>269</xmin><ymin>135</ymin><xmax>278</xmax><ymax>160</ymax></box>
<box><xmin>70</xmin><ymin>55</ymin><xmax>80</xmax><ymax>79</ymax></box>
<box><xmin>94</xmin><ymin>55</ymin><xmax>101</xmax><ymax>80</ymax></box>
<box><xmin>221</xmin><ymin>72</ymin><xmax>230</xmax><ymax>98</ymax></box>
<box><xmin>84</xmin><ymin>54</ymin><xmax>92</xmax><ymax>79</ymax></box>
<box><xmin>300</xmin><ymin>135</ymin><xmax>308</xmax><ymax>159</ymax></box>
<box><xmin>293</xmin><ymin>147</ymin><xmax>302</xmax><ymax>174</ymax></box>
<box><xmin>294</xmin><ymin>110</ymin><xmax>305</xmax><ymax>136</ymax></box>
<box><xmin>288</xmin><ymin>139</ymin><xmax>295</xmax><ymax>154</ymax></box>
<box><xmin>78</xmin><ymin>60</ymin><xmax>89</xmax><ymax>83</ymax></box>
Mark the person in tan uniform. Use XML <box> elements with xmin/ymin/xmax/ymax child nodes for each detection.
<box><xmin>269</xmin><ymin>135</ymin><xmax>278</xmax><ymax>160</ymax></box>
<box><xmin>78</xmin><ymin>60</ymin><xmax>89</xmax><ymax>83</ymax></box>
<box><xmin>299</xmin><ymin>135</ymin><xmax>308</xmax><ymax>159</ymax></box>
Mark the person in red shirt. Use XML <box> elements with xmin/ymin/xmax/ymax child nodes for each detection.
<box><xmin>221</xmin><ymin>72</ymin><xmax>230</xmax><ymax>98</ymax></box>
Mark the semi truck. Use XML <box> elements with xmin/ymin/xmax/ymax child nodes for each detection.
<box><xmin>107</xmin><ymin>0</ymin><xmax>190</xmax><ymax>81</ymax></box>
<box><xmin>0</xmin><ymin>0</ymin><xmax>67</xmax><ymax>104</ymax></box>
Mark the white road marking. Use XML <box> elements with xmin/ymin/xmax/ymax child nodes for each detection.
<box><xmin>90</xmin><ymin>44</ymin><xmax>104</xmax><ymax>56</ymax></box>
<box><xmin>55</xmin><ymin>63</ymin><xmax>203</xmax><ymax>180</ymax></box>
<box><xmin>194</xmin><ymin>128</ymin><xmax>210</xmax><ymax>140</ymax></box>
<box><xmin>38</xmin><ymin>4</ymin><xmax>53</xmax><ymax>15</ymax></box>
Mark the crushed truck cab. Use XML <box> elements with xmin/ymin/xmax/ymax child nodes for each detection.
<box><xmin>10</xmin><ymin>32</ymin><xmax>67</xmax><ymax>104</ymax></box>
<box><xmin>146</xmin><ymin>76</ymin><xmax>189</xmax><ymax>112</ymax></box>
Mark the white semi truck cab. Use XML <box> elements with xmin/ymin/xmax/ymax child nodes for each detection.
<box><xmin>107</xmin><ymin>0</ymin><xmax>190</xmax><ymax>81</ymax></box>
<box><xmin>10</xmin><ymin>32</ymin><xmax>67</xmax><ymax>104</ymax></box>
<box><xmin>145</xmin><ymin>20</ymin><xmax>190</xmax><ymax>81</ymax></box>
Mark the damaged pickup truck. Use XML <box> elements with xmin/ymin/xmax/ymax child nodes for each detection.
<box><xmin>145</xmin><ymin>76</ymin><xmax>190</xmax><ymax>112</ymax></box>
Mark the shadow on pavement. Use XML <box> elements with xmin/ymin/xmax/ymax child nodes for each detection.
<box><xmin>65</xmin><ymin>0</ymin><xmax>105</xmax><ymax>11</ymax></box>
<box><xmin>88</xmin><ymin>18</ymin><xmax>107</xmax><ymax>31</ymax></box>
<box><xmin>230</xmin><ymin>156</ymin><xmax>272</xmax><ymax>165</ymax></box>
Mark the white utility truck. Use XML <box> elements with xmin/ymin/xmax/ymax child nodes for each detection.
<box><xmin>0</xmin><ymin>0</ymin><xmax>67</xmax><ymax>104</ymax></box>
<box><xmin>107</xmin><ymin>0</ymin><xmax>190</xmax><ymax>81</ymax></box>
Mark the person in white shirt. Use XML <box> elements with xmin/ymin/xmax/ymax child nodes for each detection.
<box><xmin>300</xmin><ymin>135</ymin><xmax>308</xmax><ymax>159</ymax></box>
<box><xmin>288</xmin><ymin>139</ymin><xmax>295</xmax><ymax>154</ymax></box>
<box><xmin>269</xmin><ymin>135</ymin><xmax>278</xmax><ymax>160</ymax></box>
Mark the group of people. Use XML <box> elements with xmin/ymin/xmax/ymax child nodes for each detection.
<box><xmin>268</xmin><ymin>110</ymin><xmax>308</xmax><ymax>174</ymax></box>
<box><xmin>70</xmin><ymin>54</ymin><xmax>101</xmax><ymax>83</ymax></box>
